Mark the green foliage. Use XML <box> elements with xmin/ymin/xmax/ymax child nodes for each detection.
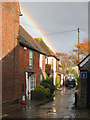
<box><xmin>42</xmin><ymin>77</ymin><xmax>53</xmax><ymax>85</ymax></box>
<box><xmin>55</xmin><ymin>75</ymin><xmax>60</xmax><ymax>88</ymax></box>
<box><xmin>32</xmin><ymin>76</ymin><xmax>56</xmax><ymax>101</ymax></box>
<box><xmin>45</xmin><ymin>64</ymin><xmax>51</xmax><ymax>76</ymax></box>
<box><xmin>46</xmin><ymin>74</ymin><xmax>48</xmax><ymax>79</ymax></box>
<box><xmin>44</xmin><ymin>88</ymin><xmax>50</xmax><ymax>98</ymax></box>
<box><xmin>67</xmin><ymin>67</ymin><xmax>79</xmax><ymax>79</ymax></box>
<box><xmin>75</xmin><ymin>75</ymin><xmax>80</xmax><ymax>86</ymax></box>
<box><xmin>76</xmin><ymin>85</ymin><xmax>78</xmax><ymax>90</ymax></box>
<box><xmin>31</xmin><ymin>85</ymin><xmax>50</xmax><ymax>100</ymax></box>
<box><xmin>41</xmin><ymin>77</ymin><xmax>55</xmax><ymax>96</ymax></box>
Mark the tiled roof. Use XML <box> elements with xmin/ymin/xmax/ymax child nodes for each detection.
<box><xmin>34</xmin><ymin>38</ymin><xmax>59</xmax><ymax>60</ymax></box>
<box><xmin>19</xmin><ymin>25</ymin><xmax>46</xmax><ymax>55</ymax></box>
<box><xmin>78</xmin><ymin>53</ymin><xmax>90</xmax><ymax>67</ymax></box>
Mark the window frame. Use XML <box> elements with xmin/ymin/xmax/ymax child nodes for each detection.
<box><xmin>40</xmin><ymin>74</ymin><xmax>43</xmax><ymax>83</ymax></box>
<box><xmin>29</xmin><ymin>50</ymin><xmax>33</xmax><ymax>69</ymax></box>
<box><xmin>39</xmin><ymin>54</ymin><xmax>43</xmax><ymax>70</ymax></box>
<box><xmin>30</xmin><ymin>76</ymin><xmax>36</xmax><ymax>90</ymax></box>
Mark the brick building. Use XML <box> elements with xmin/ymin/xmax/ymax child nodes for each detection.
<box><xmin>34</xmin><ymin>38</ymin><xmax>60</xmax><ymax>86</ymax></box>
<box><xmin>1</xmin><ymin>1</ymin><xmax>61</xmax><ymax>104</ymax></box>
<box><xmin>2</xmin><ymin>2</ymin><xmax>20</xmax><ymax>104</ymax></box>
<box><xmin>19</xmin><ymin>26</ymin><xmax>46</xmax><ymax>100</ymax></box>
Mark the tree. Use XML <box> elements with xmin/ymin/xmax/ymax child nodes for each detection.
<box><xmin>56</xmin><ymin>53</ymin><xmax>71</xmax><ymax>74</ymax></box>
<box><xmin>73</xmin><ymin>39</ymin><xmax>90</xmax><ymax>59</ymax></box>
<box><xmin>56</xmin><ymin>39</ymin><xmax>89</xmax><ymax>74</ymax></box>
<box><xmin>69</xmin><ymin>39</ymin><xmax>90</xmax><ymax>65</ymax></box>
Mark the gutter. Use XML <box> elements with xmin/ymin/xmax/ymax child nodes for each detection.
<box><xmin>19</xmin><ymin>41</ymin><xmax>46</xmax><ymax>56</ymax></box>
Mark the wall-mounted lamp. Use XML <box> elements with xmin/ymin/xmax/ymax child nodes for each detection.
<box><xmin>24</xmin><ymin>47</ymin><xmax>27</xmax><ymax>51</ymax></box>
<box><xmin>19</xmin><ymin>13</ymin><xmax>23</xmax><ymax>16</ymax></box>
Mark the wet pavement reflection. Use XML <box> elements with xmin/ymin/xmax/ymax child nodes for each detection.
<box><xmin>4</xmin><ymin>87</ymin><xmax>90</xmax><ymax>119</ymax></box>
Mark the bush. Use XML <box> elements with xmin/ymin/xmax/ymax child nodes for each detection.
<box><xmin>42</xmin><ymin>77</ymin><xmax>53</xmax><ymax>85</ymax></box>
<box><xmin>41</xmin><ymin>77</ymin><xmax>56</xmax><ymax>96</ymax></box>
<box><xmin>76</xmin><ymin>85</ymin><xmax>78</xmax><ymax>90</ymax></box>
<box><xmin>31</xmin><ymin>85</ymin><xmax>50</xmax><ymax>100</ymax></box>
<box><xmin>45</xmin><ymin>88</ymin><xmax>50</xmax><ymax>98</ymax></box>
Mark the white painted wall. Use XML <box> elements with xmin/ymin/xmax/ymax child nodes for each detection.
<box><xmin>45</xmin><ymin>56</ymin><xmax>57</xmax><ymax>86</ymax></box>
<box><xmin>61</xmin><ymin>74</ymin><xmax>64</xmax><ymax>85</ymax></box>
<box><xmin>45</xmin><ymin>56</ymin><xmax>52</xmax><ymax>64</ymax></box>
<box><xmin>39</xmin><ymin>54</ymin><xmax>43</xmax><ymax>70</ymax></box>
<box><xmin>48</xmin><ymin>57</ymin><xmax>52</xmax><ymax>64</ymax></box>
<box><xmin>53</xmin><ymin>57</ymin><xmax>56</xmax><ymax>85</ymax></box>
<box><xmin>25</xmin><ymin>72</ymin><xmax>28</xmax><ymax>98</ymax></box>
<box><xmin>61</xmin><ymin>74</ymin><xmax>65</xmax><ymax>86</ymax></box>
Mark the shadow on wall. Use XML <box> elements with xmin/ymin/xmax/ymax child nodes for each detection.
<box><xmin>2</xmin><ymin>45</ymin><xmax>19</xmax><ymax>104</ymax></box>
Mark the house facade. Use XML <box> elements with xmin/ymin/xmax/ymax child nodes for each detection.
<box><xmin>56</xmin><ymin>60</ymin><xmax>62</xmax><ymax>87</ymax></box>
<box><xmin>34</xmin><ymin>38</ymin><xmax>60</xmax><ymax>86</ymax></box>
<box><xmin>1</xmin><ymin>1</ymin><xmax>61</xmax><ymax>104</ymax></box>
<box><xmin>56</xmin><ymin>53</ymin><xmax>65</xmax><ymax>86</ymax></box>
<box><xmin>19</xmin><ymin>26</ymin><xmax>46</xmax><ymax>100</ymax></box>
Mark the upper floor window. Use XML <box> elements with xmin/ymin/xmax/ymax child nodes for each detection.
<box><xmin>40</xmin><ymin>74</ymin><xmax>43</xmax><ymax>83</ymax></box>
<box><xmin>29</xmin><ymin>50</ymin><xmax>33</xmax><ymax>69</ymax></box>
<box><xmin>39</xmin><ymin>54</ymin><xmax>43</xmax><ymax>70</ymax></box>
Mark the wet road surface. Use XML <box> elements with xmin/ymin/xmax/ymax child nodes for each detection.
<box><xmin>3</xmin><ymin>87</ymin><xmax>90</xmax><ymax>119</ymax></box>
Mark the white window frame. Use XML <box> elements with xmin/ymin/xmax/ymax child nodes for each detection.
<box><xmin>30</xmin><ymin>76</ymin><xmax>36</xmax><ymax>90</ymax></box>
<box><xmin>39</xmin><ymin>54</ymin><xmax>43</xmax><ymax>70</ymax></box>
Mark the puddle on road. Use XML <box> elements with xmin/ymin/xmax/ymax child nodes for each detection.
<box><xmin>47</xmin><ymin>110</ymin><xmax>56</xmax><ymax>115</ymax></box>
<box><xmin>63</xmin><ymin>115</ymin><xmax>73</xmax><ymax>119</ymax></box>
<box><xmin>21</xmin><ymin>87</ymin><xmax>76</xmax><ymax>118</ymax></box>
<box><xmin>41</xmin><ymin>106</ymin><xmax>65</xmax><ymax>117</ymax></box>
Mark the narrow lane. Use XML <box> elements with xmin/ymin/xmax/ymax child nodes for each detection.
<box><xmin>4</xmin><ymin>87</ymin><xmax>90</xmax><ymax>119</ymax></box>
<box><xmin>30</xmin><ymin>87</ymin><xmax>76</xmax><ymax>118</ymax></box>
<box><xmin>6</xmin><ymin>87</ymin><xmax>77</xmax><ymax>118</ymax></box>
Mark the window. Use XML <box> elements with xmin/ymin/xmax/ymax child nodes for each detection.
<box><xmin>40</xmin><ymin>74</ymin><xmax>43</xmax><ymax>83</ymax></box>
<box><xmin>45</xmin><ymin>56</ymin><xmax>47</xmax><ymax>64</ymax></box>
<box><xmin>29</xmin><ymin>50</ymin><xmax>33</xmax><ymax>69</ymax></box>
<box><xmin>39</xmin><ymin>54</ymin><xmax>43</xmax><ymax>70</ymax></box>
<box><xmin>30</xmin><ymin>76</ymin><xmax>36</xmax><ymax>90</ymax></box>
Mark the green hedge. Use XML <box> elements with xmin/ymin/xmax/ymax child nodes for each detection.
<box><xmin>41</xmin><ymin>77</ymin><xmax>56</xmax><ymax>96</ymax></box>
<box><xmin>31</xmin><ymin>85</ymin><xmax>50</xmax><ymax>100</ymax></box>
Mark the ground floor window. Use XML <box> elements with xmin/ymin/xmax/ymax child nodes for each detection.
<box><xmin>30</xmin><ymin>76</ymin><xmax>36</xmax><ymax>90</ymax></box>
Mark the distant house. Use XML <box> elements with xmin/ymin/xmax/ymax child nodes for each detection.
<box><xmin>56</xmin><ymin>60</ymin><xmax>62</xmax><ymax>87</ymax></box>
<box><xmin>2</xmin><ymin>2</ymin><xmax>20</xmax><ymax>104</ymax></box>
<box><xmin>56</xmin><ymin>53</ymin><xmax>65</xmax><ymax>86</ymax></box>
<box><xmin>19</xmin><ymin>26</ymin><xmax>46</xmax><ymax>100</ymax></box>
<box><xmin>78</xmin><ymin>54</ymin><xmax>90</xmax><ymax>108</ymax></box>
<box><xmin>34</xmin><ymin>38</ymin><xmax>60</xmax><ymax>86</ymax></box>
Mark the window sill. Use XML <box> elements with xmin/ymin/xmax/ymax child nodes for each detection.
<box><xmin>39</xmin><ymin>67</ymin><xmax>42</xmax><ymax>70</ymax></box>
<box><xmin>29</xmin><ymin>66</ymin><xmax>33</xmax><ymax>69</ymax></box>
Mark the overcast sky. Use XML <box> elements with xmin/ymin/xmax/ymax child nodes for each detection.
<box><xmin>19</xmin><ymin>1</ymin><xmax>88</xmax><ymax>54</ymax></box>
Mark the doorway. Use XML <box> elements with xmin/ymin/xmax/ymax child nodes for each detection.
<box><xmin>26</xmin><ymin>72</ymin><xmax>36</xmax><ymax>100</ymax></box>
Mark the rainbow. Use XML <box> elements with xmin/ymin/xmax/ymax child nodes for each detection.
<box><xmin>20</xmin><ymin>5</ymin><xmax>56</xmax><ymax>53</ymax></box>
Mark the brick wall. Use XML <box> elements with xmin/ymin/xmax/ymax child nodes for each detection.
<box><xmin>2</xmin><ymin>2</ymin><xmax>20</xmax><ymax>103</ymax></box>
<box><xmin>18</xmin><ymin>46</ymin><xmax>42</xmax><ymax>99</ymax></box>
